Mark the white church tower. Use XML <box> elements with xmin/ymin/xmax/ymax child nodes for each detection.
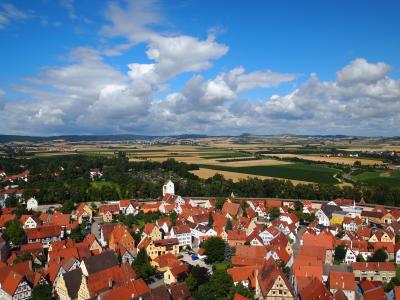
<box><xmin>162</xmin><ymin>180</ymin><xmax>175</xmax><ymax>196</ymax></box>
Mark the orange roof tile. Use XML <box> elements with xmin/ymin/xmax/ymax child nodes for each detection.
<box><xmin>330</xmin><ymin>271</ymin><xmax>355</xmax><ymax>291</ymax></box>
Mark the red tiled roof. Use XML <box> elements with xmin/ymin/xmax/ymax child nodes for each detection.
<box><xmin>329</xmin><ymin>271</ymin><xmax>355</xmax><ymax>291</ymax></box>
<box><xmin>27</xmin><ymin>225</ymin><xmax>61</xmax><ymax>240</ymax></box>
<box><xmin>258</xmin><ymin>258</ymin><xmax>294</xmax><ymax>298</ymax></box>
<box><xmin>222</xmin><ymin>202</ymin><xmax>240</xmax><ymax>216</ymax></box>
<box><xmin>154</xmin><ymin>253</ymin><xmax>181</xmax><ymax>269</ymax></box>
<box><xmin>299</xmin><ymin>277</ymin><xmax>333</xmax><ymax>300</ymax></box>
<box><xmin>352</xmin><ymin>262</ymin><xmax>396</xmax><ymax>271</ymax></box>
<box><xmin>0</xmin><ymin>214</ymin><xmax>16</xmax><ymax>227</ymax></box>
<box><xmin>227</xmin><ymin>230</ymin><xmax>246</xmax><ymax>241</ymax></box>
<box><xmin>99</xmin><ymin>204</ymin><xmax>120</xmax><ymax>214</ymax></box>
<box><xmin>233</xmin><ymin>293</ymin><xmax>249</xmax><ymax>300</ymax></box>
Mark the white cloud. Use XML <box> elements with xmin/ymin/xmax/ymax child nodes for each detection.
<box><xmin>0</xmin><ymin>3</ymin><xmax>29</xmax><ymax>29</ymax></box>
<box><xmin>336</xmin><ymin>58</ymin><xmax>390</xmax><ymax>85</ymax></box>
<box><xmin>59</xmin><ymin>0</ymin><xmax>76</xmax><ymax>20</ymax></box>
<box><xmin>0</xmin><ymin>89</ymin><xmax>4</xmax><ymax>97</ymax></box>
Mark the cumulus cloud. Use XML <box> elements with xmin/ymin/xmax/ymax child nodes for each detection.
<box><xmin>336</xmin><ymin>58</ymin><xmax>390</xmax><ymax>85</ymax></box>
<box><xmin>1</xmin><ymin>1</ymin><xmax>399</xmax><ymax>136</ymax></box>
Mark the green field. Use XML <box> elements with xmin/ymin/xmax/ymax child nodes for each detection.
<box><xmin>91</xmin><ymin>181</ymin><xmax>121</xmax><ymax>192</ymax></box>
<box><xmin>200</xmin><ymin>152</ymin><xmax>251</xmax><ymax>159</ymax></box>
<box><xmin>199</xmin><ymin>163</ymin><xmax>339</xmax><ymax>184</ymax></box>
<box><xmin>354</xmin><ymin>171</ymin><xmax>400</xmax><ymax>186</ymax></box>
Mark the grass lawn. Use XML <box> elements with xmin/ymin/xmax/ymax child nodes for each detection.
<box><xmin>354</xmin><ymin>171</ymin><xmax>400</xmax><ymax>186</ymax></box>
<box><xmin>199</xmin><ymin>163</ymin><xmax>339</xmax><ymax>184</ymax></box>
<box><xmin>90</xmin><ymin>181</ymin><xmax>121</xmax><ymax>192</ymax></box>
<box><xmin>214</xmin><ymin>262</ymin><xmax>229</xmax><ymax>271</ymax></box>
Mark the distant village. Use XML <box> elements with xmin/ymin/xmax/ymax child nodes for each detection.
<box><xmin>0</xmin><ymin>168</ymin><xmax>400</xmax><ymax>300</ymax></box>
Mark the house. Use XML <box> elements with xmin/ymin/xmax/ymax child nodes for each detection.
<box><xmin>80</xmin><ymin>251</ymin><xmax>119</xmax><ymax>277</ymax></box>
<box><xmin>232</xmin><ymin>245</ymin><xmax>268</xmax><ymax>267</ymax></box>
<box><xmin>77</xmin><ymin>263</ymin><xmax>137</xmax><ymax>299</ymax></box>
<box><xmin>19</xmin><ymin>215</ymin><xmax>39</xmax><ymax>229</ymax></box>
<box><xmin>0</xmin><ymin>271</ymin><xmax>32</xmax><ymax>300</ymax></box>
<box><xmin>108</xmin><ymin>224</ymin><xmax>136</xmax><ymax>261</ymax></box>
<box><xmin>329</xmin><ymin>271</ymin><xmax>356</xmax><ymax>300</ymax></box>
<box><xmin>89</xmin><ymin>168</ymin><xmax>103</xmax><ymax>180</ymax></box>
<box><xmin>99</xmin><ymin>204</ymin><xmax>120</xmax><ymax>222</ymax></box>
<box><xmin>26</xmin><ymin>197</ymin><xmax>38</xmax><ymax>211</ymax></box>
<box><xmin>55</xmin><ymin>268</ymin><xmax>82</xmax><ymax>300</ymax></box>
<box><xmin>164</xmin><ymin>264</ymin><xmax>189</xmax><ymax>285</ymax></box>
<box><xmin>142</xmin><ymin>223</ymin><xmax>163</xmax><ymax>241</ymax></box>
<box><xmin>163</xmin><ymin>180</ymin><xmax>175</xmax><ymax>196</ymax></box>
<box><xmin>256</xmin><ymin>258</ymin><xmax>295</xmax><ymax>300</ymax></box>
<box><xmin>396</xmin><ymin>243</ymin><xmax>400</xmax><ymax>264</ymax></box>
<box><xmin>156</xmin><ymin>219</ymin><xmax>172</xmax><ymax>234</ymax></box>
<box><xmin>343</xmin><ymin>216</ymin><xmax>362</xmax><ymax>232</ymax></box>
<box><xmin>227</xmin><ymin>230</ymin><xmax>247</xmax><ymax>247</ymax></box>
<box><xmin>222</xmin><ymin>202</ymin><xmax>241</xmax><ymax>219</ymax></box>
<box><xmin>149</xmin><ymin>238</ymin><xmax>180</xmax><ymax>260</ymax></box>
<box><xmin>151</xmin><ymin>253</ymin><xmax>181</xmax><ymax>272</ymax></box>
<box><xmin>297</xmin><ymin>277</ymin><xmax>333</xmax><ymax>300</ymax></box>
<box><xmin>169</xmin><ymin>225</ymin><xmax>192</xmax><ymax>249</ymax></box>
<box><xmin>74</xmin><ymin>203</ymin><xmax>93</xmax><ymax>224</ymax></box>
<box><xmin>27</xmin><ymin>225</ymin><xmax>62</xmax><ymax>248</ymax></box>
<box><xmin>352</xmin><ymin>262</ymin><xmax>396</xmax><ymax>282</ymax></box>
<box><xmin>361</xmin><ymin>210</ymin><xmax>384</xmax><ymax>225</ymax></box>
<box><xmin>259</xmin><ymin>226</ymin><xmax>280</xmax><ymax>245</ymax></box>
<box><xmin>228</xmin><ymin>265</ymin><xmax>262</xmax><ymax>289</ymax></box>
<box><xmin>316</xmin><ymin>204</ymin><xmax>342</xmax><ymax>227</ymax></box>
<box><xmin>119</xmin><ymin>199</ymin><xmax>138</xmax><ymax>215</ymax></box>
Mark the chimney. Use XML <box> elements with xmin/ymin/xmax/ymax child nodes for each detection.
<box><xmin>108</xmin><ymin>279</ymin><xmax>113</xmax><ymax>288</ymax></box>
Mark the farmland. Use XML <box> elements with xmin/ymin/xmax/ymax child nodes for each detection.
<box><xmin>197</xmin><ymin>163</ymin><xmax>339</xmax><ymax>184</ymax></box>
<box><xmin>4</xmin><ymin>134</ymin><xmax>400</xmax><ymax>186</ymax></box>
<box><xmin>263</xmin><ymin>153</ymin><xmax>384</xmax><ymax>166</ymax></box>
<box><xmin>352</xmin><ymin>170</ymin><xmax>400</xmax><ymax>187</ymax></box>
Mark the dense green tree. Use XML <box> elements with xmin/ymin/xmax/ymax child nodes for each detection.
<box><xmin>208</xmin><ymin>212</ymin><xmax>214</xmax><ymax>226</ymax></box>
<box><xmin>196</xmin><ymin>269</ymin><xmax>233</xmax><ymax>300</ymax></box>
<box><xmin>61</xmin><ymin>199</ymin><xmax>75</xmax><ymax>214</ymax></box>
<box><xmin>294</xmin><ymin>200</ymin><xmax>303</xmax><ymax>212</ymax></box>
<box><xmin>31</xmin><ymin>284</ymin><xmax>52</xmax><ymax>300</ymax></box>
<box><xmin>5</xmin><ymin>220</ymin><xmax>25</xmax><ymax>245</ymax></box>
<box><xmin>334</xmin><ymin>245</ymin><xmax>346</xmax><ymax>262</ymax></box>
<box><xmin>186</xmin><ymin>266</ymin><xmax>210</xmax><ymax>292</ymax></box>
<box><xmin>228</xmin><ymin>283</ymin><xmax>255</xmax><ymax>300</ymax></box>
<box><xmin>201</xmin><ymin>237</ymin><xmax>226</xmax><ymax>263</ymax></box>
<box><xmin>5</xmin><ymin>194</ymin><xmax>18</xmax><ymax>208</ymax></box>
<box><xmin>132</xmin><ymin>249</ymin><xmax>155</xmax><ymax>279</ymax></box>
<box><xmin>225</xmin><ymin>218</ymin><xmax>233</xmax><ymax>231</ymax></box>
<box><xmin>216</xmin><ymin>197</ymin><xmax>226</xmax><ymax>210</ymax></box>
<box><xmin>357</xmin><ymin>254</ymin><xmax>366</xmax><ymax>262</ymax></box>
<box><xmin>169</xmin><ymin>211</ymin><xmax>178</xmax><ymax>226</ymax></box>
<box><xmin>369</xmin><ymin>249</ymin><xmax>388</xmax><ymax>262</ymax></box>
<box><xmin>268</xmin><ymin>207</ymin><xmax>280</xmax><ymax>220</ymax></box>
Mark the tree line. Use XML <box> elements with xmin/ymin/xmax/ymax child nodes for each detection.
<box><xmin>0</xmin><ymin>155</ymin><xmax>399</xmax><ymax>206</ymax></box>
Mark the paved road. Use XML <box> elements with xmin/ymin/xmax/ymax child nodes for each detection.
<box><xmin>181</xmin><ymin>253</ymin><xmax>212</xmax><ymax>274</ymax></box>
<box><xmin>292</xmin><ymin>225</ymin><xmax>307</xmax><ymax>258</ymax></box>
<box><xmin>91</xmin><ymin>216</ymin><xmax>102</xmax><ymax>240</ymax></box>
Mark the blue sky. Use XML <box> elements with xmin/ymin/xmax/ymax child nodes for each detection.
<box><xmin>0</xmin><ymin>0</ymin><xmax>400</xmax><ymax>136</ymax></box>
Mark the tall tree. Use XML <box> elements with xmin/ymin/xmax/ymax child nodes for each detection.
<box><xmin>202</xmin><ymin>237</ymin><xmax>226</xmax><ymax>263</ymax></box>
<box><xmin>31</xmin><ymin>284</ymin><xmax>52</xmax><ymax>300</ymax></box>
<box><xmin>132</xmin><ymin>249</ymin><xmax>155</xmax><ymax>279</ymax></box>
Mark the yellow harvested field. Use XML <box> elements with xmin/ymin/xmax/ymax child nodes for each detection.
<box><xmin>146</xmin><ymin>156</ymin><xmax>289</xmax><ymax>167</ymax></box>
<box><xmin>264</xmin><ymin>154</ymin><xmax>383</xmax><ymax>165</ymax></box>
<box><xmin>340</xmin><ymin>145</ymin><xmax>400</xmax><ymax>152</ymax></box>
<box><xmin>219</xmin><ymin>159</ymin><xmax>290</xmax><ymax>167</ymax></box>
<box><xmin>190</xmin><ymin>168</ymin><xmax>311</xmax><ymax>185</ymax></box>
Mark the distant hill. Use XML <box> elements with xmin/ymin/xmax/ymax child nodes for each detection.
<box><xmin>0</xmin><ymin>134</ymin><xmax>209</xmax><ymax>143</ymax></box>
